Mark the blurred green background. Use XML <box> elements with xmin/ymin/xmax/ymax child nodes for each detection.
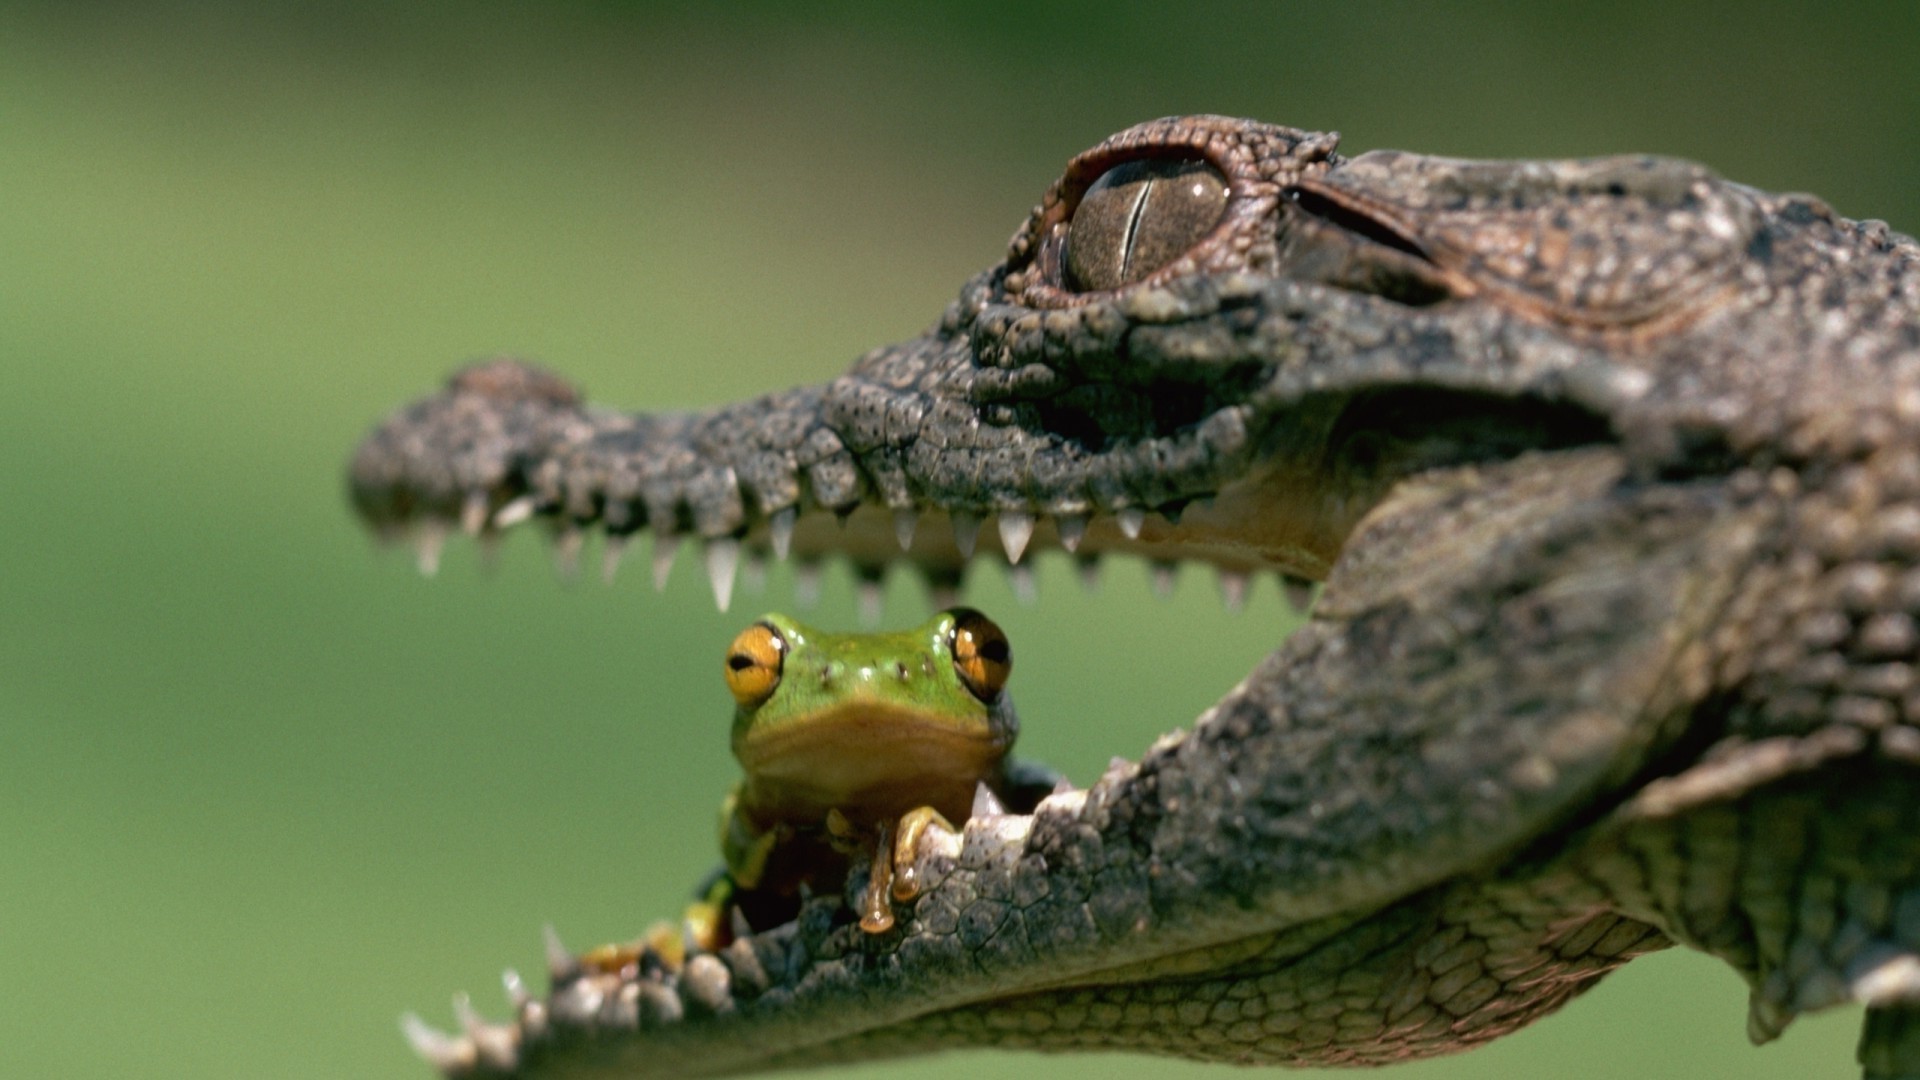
<box><xmin>3</xmin><ymin>3</ymin><xmax>1915</xmax><ymax>1077</ymax></box>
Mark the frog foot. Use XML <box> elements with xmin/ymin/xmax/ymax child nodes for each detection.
<box><xmin>889</xmin><ymin>804</ymin><xmax>961</xmax><ymax>903</ymax></box>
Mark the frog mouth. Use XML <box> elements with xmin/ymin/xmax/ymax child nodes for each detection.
<box><xmin>736</xmin><ymin>702</ymin><xmax>1011</xmax><ymax>800</ymax></box>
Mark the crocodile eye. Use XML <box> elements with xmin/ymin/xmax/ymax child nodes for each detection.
<box><xmin>1064</xmin><ymin>158</ymin><xmax>1227</xmax><ymax>292</ymax></box>
<box><xmin>948</xmin><ymin>608</ymin><xmax>1012</xmax><ymax>703</ymax></box>
<box><xmin>724</xmin><ymin>623</ymin><xmax>786</xmax><ymax>708</ymax></box>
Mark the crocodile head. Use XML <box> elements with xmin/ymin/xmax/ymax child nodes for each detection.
<box><xmin>352</xmin><ymin>116</ymin><xmax>1920</xmax><ymax>1076</ymax></box>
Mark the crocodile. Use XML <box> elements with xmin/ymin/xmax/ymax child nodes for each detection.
<box><xmin>350</xmin><ymin>115</ymin><xmax>1920</xmax><ymax>1078</ymax></box>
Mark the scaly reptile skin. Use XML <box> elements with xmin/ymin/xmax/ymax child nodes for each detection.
<box><xmin>350</xmin><ymin>116</ymin><xmax>1920</xmax><ymax>1078</ymax></box>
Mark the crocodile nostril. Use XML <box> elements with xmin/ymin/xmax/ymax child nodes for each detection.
<box><xmin>1064</xmin><ymin>158</ymin><xmax>1226</xmax><ymax>292</ymax></box>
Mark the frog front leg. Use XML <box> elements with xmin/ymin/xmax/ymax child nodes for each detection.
<box><xmin>827</xmin><ymin>805</ymin><xmax>965</xmax><ymax>933</ymax></box>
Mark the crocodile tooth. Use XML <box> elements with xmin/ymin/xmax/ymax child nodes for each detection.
<box><xmin>705</xmin><ymin>538</ymin><xmax>741</xmax><ymax>612</ymax></box>
<box><xmin>400</xmin><ymin>1013</ymin><xmax>474</xmax><ymax>1072</ymax></box>
<box><xmin>600</xmin><ymin>535</ymin><xmax>628</xmax><ymax>585</ymax></box>
<box><xmin>857</xmin><ymin>577</ymin><xmax>885</xmax><ymax>627</ymax></box>
<box><xmin>552</xmin><ymin>527</ymin><xmax>583</xmax><ymax>581</ymax></box>
<box><xmin>729</xmin><ymin>905</ymin><xmax>754</xmax><ymax>943</ymax></box>
<box><xmin>793</xmin><ymin>559</ymin><xmax>824</xmax><ymax>608</ymax></box>
<box><xmin>477</xmin><ymin>532</ymin><xmax>502</xmax><ymax>572</ymax></box>
<box><xmin>1281</xmin><ymin>573</ymin><xmax>1316</xmax><ymax>614</ymax></box>
<box><xmin>1150</xmin><ymin>560</ymin><xmax>1178</xmax><ymax>599</ymax></box>
<box><xmin>1117</xmin><ymin>507</ymin><xmax>1146</xmax><ymax>540</ymax></box>
<box><xmin>640</xmin><ymin>980</ymin><xmax>683</xmax><ymax>1026</ymax></box>
<box><xmin>493</xmin><ymin>495</ymin><xmax>537</xmax><ymax>529</ymax></box>
<box><xmin>461</xmin><ymin>491</ymin><xmax>490</xmax><ymax>536</ymax></box>
<box><xmin>684</xmin><ymin>955</ymin><xmax>733</xmax><ymax>1012</ymax></box>
<box><xmin>681</xmin><ymin>917</ymin><xmax>710</xmax><ymax>957</ymax></box>
<box><xmin>1076</xmin><ymin>555</ymin><xmax>1102</xmax><ymax>592</ymax></box>
<box><xmin>971</xmin><ymin>781</ymin><xmax>1006</xmax><ymax>818</ymax></box>
<box><xmin>1006</xmin><ymin>563</ymin><xmax>1038</xmax><ymax>605</ymax></box>
<box><xmin>951</xmin><ymin>511</ymin><xmax>981</xmax><ymax>559</ymax></box>
<box><xmin>893</xmin><ymin>508</ymin><xmax>918</xmax><ymax>551</ymax></box>
<box><xmin>607</xmin><ymin>981</ymin><xmax>641</xmax><ymax>1031</ymax></box>
<box><xmin>741</xmin><ymin>550</ymin><xmax>768</xmax><ymax>595</ymax></box>
<box><xmin>455</xmin><ymin>993</ymin><xmax>520</xmax><ymax>1070</ymax></box>
<box><xmin>1218</xmin><ymin>568</ymin><xmax>1249</xmax><ymax>612</ymax></box>
<box><xmin>414</xmin><ymin>523</ymin><xmax>447</xmax><ymax>577</ymax></box>
<box><xmin>761</xmin><ymin>507</ymin><xmax>792</xmax><ymax>562</ymax></box>
<box><xmin>543</xmin><ymin>924</ymin><xmax>580</xmax><ymax>982</ymax></box>
<box><xmin>651</xmin><ymin>534</ymin><xmax>680</xmax><ymax>591</ymax></box>
<box><xmin>502</xmin><ymin>968</ymin><xmax>531</xmax><ymax>1011</ymax></box>
<box><xmin>1050</xmin><ymin>776</ymin><xmax>1077</xmax><ymax>796</ymax></box>
<box><xmin>923</xmin><ymin>566</ymin><xmax>963</xmax><ymax>610</ymax></box>
<box><xmin>1054</xmin><ymin>512</ymin><xmax>1088</xmax><ymax>553</ymax></box>
<box><xmin>998</xmin><ymin>511</ymin><xmax>1035</xmax><ymax>564</ymax></box>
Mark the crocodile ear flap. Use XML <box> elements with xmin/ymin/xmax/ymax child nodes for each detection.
<box><xmin>1312</xmin><ymin>152</ymin><xmax>1759</xmax><ymax>329</ymax></box>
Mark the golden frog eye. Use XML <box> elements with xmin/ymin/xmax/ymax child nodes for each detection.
<box><xmin>724</xmin><ymin>622</ymin><xmax>786</xmax><ymax>708</ymax></box>
<box><xmin>1063</xmin><ymin>157</ymin><xmax>1227</xmax><ymax>292</ymax></box>
<box><xmin>948</xmin><ymin>608</ymin><xmax>1012</xmax><ymax>703</ymax></box>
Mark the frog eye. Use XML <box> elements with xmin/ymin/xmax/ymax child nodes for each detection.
<box><xmin>724</xmin><ymin>622</ymin><xmax>786</xmax><ymax>708</ymax></box>
<box><xmin>948</xmin><ymin>608</ymin><xmax>1012</xmax><ymax>703</ymax></box>
<box><xmin>1063</xmin><ymin>157</ymin><xmax>1227</xmax><ymax>292</ymax></box>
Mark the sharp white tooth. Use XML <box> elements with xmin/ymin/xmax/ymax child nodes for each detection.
<box><xmin>461</xmin><ymin>491</ymin><xmax>490</xmax><ymax>536</ymax></box>
<box><xmin>651</xmin><ymin>534</ymin><xmax>679</xmax><ymax>591</ymax></box>
<box><xmin>970</xmin><ymin>781</ymin><xmax>1005</xmax><ymax>818</ymax></box>
<box><xmin>1117</xmin><ymin>508</ymin><xmax>1146</xmax><ymax>540</ymax></box>
<box><xmin>1051</xmin><ymin>777</ymin><xmax>1077</xmax><ymax>796</ymax></box>
<box><xmin>1076</xmin><ymin>555</ymin><xmax>1102</xmax><ymax>593</ymax></box>
<box><xmin>997</xmin><ymin>512</ymin><xmax>1035</xmax><ymax>564</ymax></box>
<box><xmin>922</xmin><ymin>568</ymin><xmax>962</xmax><ymax>611</ymax></box>
<box><xmin>1150</xmin><ymin>561</ymin><xmax>1177</xmax><ymax>599</ymax></box>
<box><xmin>793</xmin><ymin>560</ymin><xmax>823</xmax><ymax>608</ymax></box>
<box><xmin>502</xmin><ymin>968</ymin><xmax>531</xmax><ymax>1011</ymax></box>
<box><xmin>894</xmin><ymin>508</ymin><xmax>918</xmax><ymax>551</ymax></box>
<box><xmin>552</xmin><ymin>528</ymin><xmax>583</xmax><ymax>580</ymax></box>
<box><xmin>543</xmin><ymin>924</ymin><xmax>579</xmax><ymax>981</ymax></box>
<box><xmin>493</xmin><ymin>496</ymin><xmax>537</xmax><ymax>529</ymax></box>
<box><xmin>400</xmin><ymin>1013</ymin><xmax>474</xmax><ymax>1072</ymax></box>
<box><xmin>1218</xmin><ymin>569</ymin><xmax>1250</xmax><ymax>613</ymax></box>
<box><xmin>1006</xmin><ymin>563</ymin><xmax>1038</xmax><ymax>605</ymax></box>
<box><xmin>768</xmin><ymin>507</ymin><xmax>797</xmax><ymax>561</ymax></box>
<box><xmin>729</xmin><ymin>906</ymin><xmax>754</xmax><ymax>942</ymax></box>
<box><xmin>741</xmin><ymin>551</ymin><xmax>767</xmax><ymax>595</ymax></box>
<box><xmin>1282</xmin><ymin>574</ymin><xmax>1316</xmax><ymax>614</ymax></box>
<box><xmin>857</xmin><ymin>578</ymin><xmax>885</xmax><ymax>627</ymax></box>
<box><xmin>477</xmin><ymin>532</ymin><xmax>502</xmax><ymax>573</ymax></box>
<box><xmin>455</xmin><ymin>994</ymin><xmax>520</xmax><ymax>1070</ymax></box>
<box><xmin>600</xmin><ymin>535</ymin><xmax>628</xmax><ymax>585</ymax></box>
<box><xmin>705</xmin><ymin>538</ymin><xmax>740</xmax><ymax>612</ymax></box>
<box><xmin>414</xmin><ymin>523</ymin><xmax>447</xmax><ymax>578</ymax></box>
<box><xmin>681</xmin><ymin>918</ymin><xmax>708</xmax><ymax>956</ymax></box>
<box><xmin>1054</xmin><ymin>513</ymin><xmax>1088</xmax><ymax>553</ymax></box>
<box><xmin>951</xmin><ymin>511</ymin><xmax>981</xmax><ymax>559</ymax></box>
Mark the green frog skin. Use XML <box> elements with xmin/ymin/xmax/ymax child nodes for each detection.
<box><xmin>717</xmin><ymin>608</ymin><xmax>1022</xmax><ymax>938</ymax></box>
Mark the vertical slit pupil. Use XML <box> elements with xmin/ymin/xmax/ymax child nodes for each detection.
<box><xmin>1063</xmin><ymin>158</ymin><xmax>1227</xmax><ymax>292</ymax></box>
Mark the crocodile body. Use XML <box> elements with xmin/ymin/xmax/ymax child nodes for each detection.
<box><xmin>351</xmin><ymin>116</ymin><xmax>1920</xmax><ymax>1077</ymax></box>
